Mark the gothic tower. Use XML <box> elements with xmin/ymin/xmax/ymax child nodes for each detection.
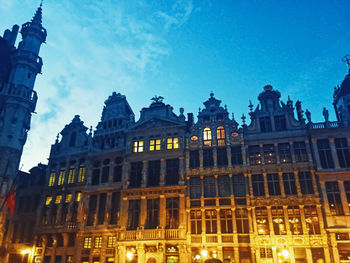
<box><xmin>0</xmin><ymin>4</ymin><xmax>46</xmax><ymax>193</ymax></box>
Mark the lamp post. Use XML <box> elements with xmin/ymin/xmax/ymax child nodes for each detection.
<box><xmin>20</xmin><ymin>249</ymin><xmax>31</xmax><ymax>263</ymax></box>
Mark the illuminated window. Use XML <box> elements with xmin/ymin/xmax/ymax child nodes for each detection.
<box><xmin>216</xmin><ymin>126</ymin><xmax>225</xmax><ymax>146</ymax></box>
<box><xmin>107</xmin><ymin>258</ymin><xmax>114</xmax><ymax>262</ymax></box>
<box><xmin>48</xmin><ymin>172</ymin><xmax>56</xmax><ymax>186</ymax></box>
<box><xmin>58</xmin><ymin>169</ymin><xmax>65</xmax><ymax>185</ymax></box>
<box><xmin>260</xmin><ymin>248</ymin><xmax>273</xmax><ymax>258</ymax></box>
<box><xmin>220</xmin><ymin>209</ymin><xmax>233</xmax><ymax>233</ymax></box>
<box><xmin>45</xmin><ymin>196</ymin><xmax>52</xmax><ymax>206</ymax></box>
<box><xmin>65</xmin><ymin>194</ymin><xmax>72</xmax><ymax>203</ymax></box>
<box><xmin>256</xmin><ymin>207</ymin><xmax>269</xmax><ymax>235</ymax></box>
<box><xmin>288</xmin><ymin>206</ymin><xmax>302</xmax><ymax>235</ymax></box>
<box><xmin>149</xmin><ymin>139</ymin><xmax>161</xmax><ymax>151</ymax></box>
<box><xmin>68</xmin><ymin>168</ymin><xmax>75</xmax><ymax>184</ymax></box>
<box><xmin>78</xmin><ymin>166</ymin><xmax>85</xmax><ymax>182</ymax></box>
<box><xmin>76</xmin><ymin>192</ymin><xmax>82</xmax><ymax>202</ymax></box>
<box><xmin>55</xmin><ymin>195</ymin><xmax>62</xmax><ymax>204</ymax></box>
<box><xmin>304</xmin><ymin>205</ymin><xmax>320</xmax><ymax>234</ymax></box>
<box><xmin>107</xmin><ymin>236</ymin><xmax>116</xmax><ymax>248</ymax></box>
<box><xmin>190</xmin><ymin>210</ymin><xmax>202</xmax><ymax>234</ymax></box>
<box><xmin>95</xmin><ymin>236</ymin><xmax>102</xmax><ymax>248</ymax></box>
<box><xmin>271</xmin><ymin>206</ymin><xmax>286</xmax><ymax>235</ymax></box>
<box><xmin>190</xmin><ymin>136</ymin><xmax>198</xmax><ymax>141</ymax></box>
<box><xmin>167</xmin><ymin>138</ymin><xmax>179</xmax><ymax>149</ymax></box>
<box><xmin>205</xmin><ymin>209</ymin><xmax>217</xmax><ymax>234</ymax></box>
<box><xmin>83</xmin><ymin>237</ymin><xmax>92</xmax><ymax>248</ymax></box>
<box><xmin>203</xmin><ymin>128</ymin><xmax>212</xmax><ymax>146</ymax></box>
<box><xmin>133</xmin><ymin>141</ymin><xmax>144</xmax><ymax>152</ymax></box>
<box><xmin>236</xmin><ymin>208</ymin><xmax>249</xmax><ymax>233</ymax></box>
<box><xmin>249</xmin><ymin>145</ymin><xmax>262</xmax><ymax>165</ymax></box>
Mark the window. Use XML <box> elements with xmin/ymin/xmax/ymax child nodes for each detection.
<box><xmin>189</xmin><ymin>150</ymin><xmax>200</xmax><ymax>169</ymax></box>
<box><xmin>203</xmin><ymin>149</ymin><xmax>214</xmax><ymax>167</ymax></box>
<box><xmin>58</xmin><ymin>169</ymin><xmax>65</xmax><ymax>185</ymax></box>
<box><xmin>248</xmin><ymin>145</ymin><xmax>261</xmax><ymax>165</ymax></box>
<box><xmin>267</xmin><ymin>174</ymin><xmax>281</xmax><ymax>195</ymax></box>
<box><xmin>92</xmin><ymin>168</ymin><xmax>100</xmax><ymax>185</ymax></box>
<box><xmin>344</xmin><ymin>181</ymin><xmax>350</xmax><ymax>205</ymax></box>
<box><xmin>109</xmin><ymin>192</ymin><xmax>120</xmax><ymax>225</ymax></box>
<box><xmin>278</xmin><ymin>143</ymin><xmax>292</xmax><ymax>163</ymax></box>
<box><xmin>190</xmin><ymin>178</ymin><xmax>201</xmax><ymax>199</ymax></box>
<box><xmin>317</xmin><ymin>139</ymin><xmax>334</xmax><ymax>169</ymax></box>
<box><xmin>304</xmin><ymin>205</ymin><xmax>320</xmax><ymax>234</ymax></box>
<box><xmin>326</xmin><ymin>182</ymin><xmax>344</xmax><ymax>215</ymax></box>
<box><xmin>127</xmin><ymin>200</ymin><xmax>140</xmax><ymax>230</ymax></box>
<box><xmin>217</xmin><ymin>126</ymin><xmax>225</xmax><ymax>146</ymax></box>
<box><xmin>107</xmin><ymin>236</ymin><xmax>116</xmax><ymax>248</ymax></box>
<box><xmin>148</xmin><ymin>160</ymin><xmax>160</xmax><ymax>187</ymax></box>
<box><xmin>149</xmin><ymin>139</ymin><xmax>161</xmax><ymax>151</ymax></box>
<box><xmin>76</xmin><ymin>192</ymin><xmax>82</xmax><ymax>202</ymax></box>
<box><xmin>236</xmin><ymin>208</ymin><xmax>249</xmax><ymax>233</ymax></box>
<box><xmin>55</xmin><ymin>195</ymin><xmax>62</xmax><ymax>204</ymax></box>
<box><xmin>166</xmin><ymin>159</ymin><xmax>179</xmax><ymax>185</ymax></box>
<box><xmin>68</xmin><ymin>168</ymin><xmax>75</xmax><ymax>184</ymax></box>
<box><xmin>260</xmin><ymin>248</ymin><xmax>273</xmax><ymax>259</ymax></box>
<box><xmin>166</xmin><ymin>198</ymin><xmax>179</xmax><ymax>229</ymax></box>
<box><xmin>233</xmin><ymin>174</ymin><xmax>246</xmax><ymax>197</ymax></box>
<box><xmin>252</xmin><ymin>174</ymin><xmax>265</xmax><ymax>196</ymax></box>
<box><xmin>129</xmin><ymin>162</ymin><xmax>143</xmax><ymax>187</ymax></box>
<box><xmin>203</xmin><ymin>128</ymin><xmax>212</xmax><ymax>146</ymax></box>
<box><xmin>65</xmin><ymin>194</ymin><xmax>72</xmax><ymax>203</ymax></box>
<box><xmin>218</xmin><ymin>175</ymin><xmax>231</xmax><ymax>197</ymax></box>
<box><xmin>146</xmin><ymin>199</ymin><xmax>159</xmax><ymax>229</ymax></box>
<box><xmin>298</xmin><ymin>171</ymin><xmax>314</xmax><ymax>194</ymax></box>
<box><xmin>335</xmin><ymin>138</ymin><xmax>350</xmax><ymax>168</ymax></box>
<box><xmin>167</xmin><ymin>138</ymin><xmax>179</xmax><ymax>149</ymax></box>
<box><xmin>231</xmin><ymin>146</ymin><xmax>243</xmax><ymax>165</ymax></box>
<box><xmin>263</xmin><ymin>144</ymin><xmax>276</xmax><ymax>164</ymax></box>
<box><xmin>274</xmin><ymin>115</ymin><xmax>287</xmax><ymax>131</ymax></box>
<box><xmin>288</xmin><ymin>206</ymin><xmax>302</xmax><ymax>235</ymax></box>
<box><xmin>271</xmin><ymin>206</ymin><xmax>286</xmax><ymax>235</ymax></box>
<box><xmin>101</xmin><ymin>166</ymin><xmax>109</xmax><ymax>183</ymax></box>
<box><xmin>204</xmin><ymin>176</ymin><xmax>216</xmax><ymax>197</ymax></box>
<box><xmin>83</xmin><ymin>237</ymin><xmax>92</xmax><ymax>248</ymax></box>
<box><xmin>256</xmin><ymin>207</ymin><xmax>269</xmax><ymax>235</ymax></box>
<box><xmin>48</xmin><ymin>171</ymin><xmax>55</xmax><ymax>186</ymax></box>
<box><xmin>133</xmin><ymin>140</ymin><xmax>143</xmax><ymax>153</ymax></box>
<box><xmin>87</xmin><ymin>195</ymin><xmax>97</xmax><ymax>226</ymax></box>
<box><xmin>294</xmin><ymin>142</ymin><xmax>308</xmax><ymax>162</ymax></box>
<box><xmin>205</xmin><ymin>210</ymin><xmax>217</xmax><ymax>234</ymax></box>
<box><xmin>97</xmin><ymin>193</ymin><xmax>107</xmax><ymax>225</ymax></box>
<box><xmin>259</xmin><ymin>117</ymin><xmax>272</xmax><ymax>132</ymax></box>
<box><xmin>217</xmin><ymin>148</ymin><xmax>228</xmax><ymax>166</ymax></box>
<box><xmin>220</xmin><ymin>209</ymin><xmax>233</xmax><ymax>233</ymax></box>
<box><xmin>78</xmin><ymin>166</ymin><xmax>85</xmax><ymax>182</ymax></box>
<box><xmin>95</xmin><ymin>236</ymin><xmax>102</xmax><ymax>248</ymax></box>
<box><xmin>190</xmin><ymin>210</ymin><xmax>202</xmax><ymax>234</ymax></box>
<box><xmin>283</xmin><ymin>173</ymin><xmax>297</xmax><ymax>195</ymax></box>
<box><xmin>113</xmin><ymin>165</ymin><xmax>122</xmax><ymax>182</ymax></box>
<box><xmin>45</xmin><ymin>196</ymin><xmax>52</xmax><ymax>206</ymax></box>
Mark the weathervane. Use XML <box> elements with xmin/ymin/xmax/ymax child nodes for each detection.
<box><xmin>342</xmin><ymin>54</ymin><xmax>350</xmax><ymax>72</ymax></box>
<box><xmin>151</xmin><ymin>95</ymin><xmax>164</xmax><ymax>104</ymax></box>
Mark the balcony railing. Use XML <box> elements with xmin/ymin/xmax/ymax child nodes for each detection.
<box><xmin>121</xmin><ymin>228</ymin><xmax>184</xmax><ymax>241</ymax></box>
<box><xmin>0</xmin><ymin>83</ymin><xmax>37</xmax><ymax>110</ymax></box>
<box><xmin>308</xmin><ymin>121</ymin><xmax>347</xmax><ymax>129</ymax></box>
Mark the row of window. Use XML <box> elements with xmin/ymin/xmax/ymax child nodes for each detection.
<box><xmin>317</xmin><ymin>138</ymin><xmax>350</xmax><ymax>169</ymax></box>
<box><xmin>259</xmin><ymin>115</ymin><xmax>287</xmax><ymax>133</ymax></box>
<box><xmin>83</xmin><ymin>236</ymin><xmax>116</xmax><ymax>249</ymax></box>
<box><xmin>133</xmin><ymin>137</ymin><xmax>179</xmax><ymax>152</ymax></box>
<box><xmin>48</xmin><ymin>166</ymin><xmax>85</xmax><ymax>187</ymax></box>
<box><xmin>190</xmin><ymin>206</ymin><xmax>320</xmax><ymax>235</ymax></box>
<box><xmin>326</xmin><ymin>181</ymin><xmax>350</xmax><ymax>215</ymax></box>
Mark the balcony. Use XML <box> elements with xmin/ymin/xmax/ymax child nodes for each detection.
<box><xmin>121</xmin><ymin>228</ymin><xmax>184</xmax><ymax>241</ymax></box>
<box><xmin>0</xmin><ymin>83</ymin><xmax>37</xmax><ymax>111</ymax></box>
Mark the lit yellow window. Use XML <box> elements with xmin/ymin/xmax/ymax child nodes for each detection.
<box><xmin>58</xmin><ymin>169</ymin><xmax>65</xmax><ymax>185</ymax></box>
<box><xmin>95</xmin><ymin>236</ymin><xmax>102</xmax><ymax>248</ymax></box>
<box><xmin>83</xmin><ymin>237</ymin><xmax>92</xmax><ymax>248</ymax></box>
<box><xmin>107</xmin><ymin>258</ymin><xmax>114</xmax><ymax>262</ymax></box>
<box><xmin>149</xmin><ymin>139</ymin><xmax>161</xmax><ymax>151</ymax></box>
<box><xmin>167</xmin><ymin>138</ymin><xmax>179</xmax><ymax>149</ymax></box>
<box><xmin>133</xmin><ymin>141</ymin><xmax>144</xmax><ymax>152</ymax></box>
<box><xmin>45</xmin><ymin>196</ymin><xmax>52</xmax><ymax>206</ymax></box>
<box><xmin>48</xmin><ymin>172</ymin><xmax>56</xmax><ymax>186</ymax></box>
<box><xmin>78</xmin><ymin>166</ymin><xmax>85</xmax><ymax>182</ymax></box>
<box><xmin>203</xmin><ymin>128</ymin><xmax>212</xmax><ymax>146</ymax></box>
<box><xmin>217</xmin><ymin>126</ymin><xmax>225</xmax><ymax>146</ymax></box>
<box><xmin>68</xmin><ymin>168</ymin><xmax>75</xmax><ymax>184</ymax></box>
<box><xmin>65</xmin><ymin>194</ymin><xmax>72</xmax><ymax>203</ymax></box>
<box><xmin>55</xmin><ymin>195</ymin><xmax>62</xmax><ymax>204</ymax></box>
<box><xmin>76</xmin><ymin>192</ymin><xmax>82</xmax><ymax>202</ymax></box>
<box><xmin>107</xmin><ymin>236</ymin><xmax>116</xmax><ymax>248</ymax></box>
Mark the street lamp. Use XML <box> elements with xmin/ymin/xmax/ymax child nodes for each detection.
<box><xmin>126</xmin><ymin>251</ymin><xmax>134</xmax><ymax>261</ymax></box>
<box><xmin>20</xmin><ymin>249</ymin><xmax>31</xmax><ymax>263</ymax></box>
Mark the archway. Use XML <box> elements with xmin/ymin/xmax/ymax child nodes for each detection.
<box><xmin>147</xmin><ymin>257</ymin><xmax>157</xmax><ymax>263</ymax></box>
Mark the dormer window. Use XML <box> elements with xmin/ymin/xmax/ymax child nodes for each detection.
<box><xmin>69</xmin><ymin>132</ymin><xmax>77</xmax><ymax>147</ymax></box>
<box><xmin>58</xmin><ymin>169</ymin><xmax>65</xmax><ymax>185</ymax></box>
<box><xmin>133</xmin><ymin>141</ymin><xmax>144</xmax><ymax>153</ymax></box>
<box><xmin>150</xmin><ymin>139</ymin><xmax>161</xmax><ymax>151</ymax></box>
<box><xmin>48</xmin><ymin>171</ymin><xmax>56</xmax><ymax>187</ymax></box>
<box><xmin>259</xmin><ymin>117</ymin><xmax>272</xmax><ymax>132</ymax></box>
<box><xmin>274</xmin><ymin>115</ymin><xmax>287</xmax><ymax>131</ymax></box>
<box><xmin>167</xmin><ymin>138</ymin><xmax>179</xmax><ymax>149</ymax></box>
<box><xmin>216</xmin><ymin>126</ymin><xmax>225</xmax><ymax>146</ymax></box>
<box><xmin>203</xmin><ymin>128</ymin><xmax>212</xmax><ymax>146</ymax></box>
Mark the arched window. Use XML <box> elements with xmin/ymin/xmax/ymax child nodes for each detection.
<box><xmin>203</xmin><ymin>128</ymin><xmax>212</xmax><ymax>146</ymax></box>
<box><xmin>217</xmin><ymin>126</ymin><xmax>225</xmax><ymax>146</ymax></box>
<box><xmin>69</xmin><ymin>132</ymin><xmax>77</xmax><ymax>147</ymax></box>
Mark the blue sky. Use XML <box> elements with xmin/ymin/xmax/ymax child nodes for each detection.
<box><xmin>1</xmin><ymin>0</ymin><xmax>349</xmax><ymax>171</ymax></box>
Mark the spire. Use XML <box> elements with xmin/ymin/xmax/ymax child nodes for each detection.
<box><xmin>31</xmin><ymin>1</ymin><xmax>43</xmax><ymax>26</ymax></box>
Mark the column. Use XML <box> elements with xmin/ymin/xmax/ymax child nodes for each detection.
<box><xmin>263</xmin><ymin>173</ymin><xmax>269</xmax><ymax>198</ymax></box>
<box><xmin>306</xmin><ymin>248</ymin><xmax>313</xmax><ymax>263</ymax></box>
<box><xmin>227</xmin><ymin>145</ymin><xmax>232</xmax><ymax>167</ymax></box>
<box><xmin>294</xmin><ymin>171</ymin><xmax>302</xmax><ymax>198</ymax></box>
<box><xmin>260</xmin><ymin>144</ymin><xmax>264</xmax><ymax>165</ymax></box>
<box><xmin>329</xmin><ymin>138</ymin><xmax>341</xmax><ymax>169</ymax></box>
<box><xmin>179</xmin><ymin>156</ymin><xmax>185</xmax><ymax>184</ymax></box>
<box><xmin>179</xmin><ymin>194</ymin><xmax>186</xmax><ymax>230</ymax></box>
<box><xmin>290</xmin><ymin>141</ymin><xmax>296</xmax><ymax>163</ymax></box>
<box><xmin>105</xmin><ymin>192</ymin><xmax>112</xmax><ymax>225</ymax></box>
<box><xmin>338</xmin><ymin>180</ymin><xmax>350</xmax><ymax>215</ymax></box>
<box><xmin>213</xmin><ymin>147</ymin><xmax>218</xmax><ymax>168</ymax></box>
<box><xmin>310</xmin><ymin>170</ymin><xmax>319</xmax><ymax>197</ymax></box>
<box><xmin>289</xmin><ymin>247</ymin><xmax>295</xmax><ymax>263</ymax></box>
<box><xmin>120</xmin><ymin>197</ymin><xmax>129</xmax><ymax>229</ymax></box>
<box><xmin>275</xmin><ymin>143</ymin><xmax>280</xmax><ymax>164</ymax></box>
<box><xmin>283</xmin><ymin>206</ymin><xmax>291</xmax><ymax>235</ymax></box>
<box><xmin>316</xmin><ymin>204</ymin><xmax>328</xmax><ymax>233</ymax></box>
<box><xmin>216</xmin><ymin>208</ymin><xmax>222</xmax><ymax>243</ymax></box>
<box><xmin>122</xmin><ymin>161</ymin><xmax>130</xmax><ymax>189</ymax></box>
<box><xmin>248</xmin><ymin>174</ymin><xmax>253</xmax><ymax>199</ymax></box>
<box><xmin>199</xmin><ymin>148</ymin><xmax>204</xmax><ymax>169</ymax></box>
<box><xmin>234</xmin><ymin>247</ymin><xmax>239</xmax><ymax>263</ymax></box>
<box><xmin>185</xmin><ymin>150</ymin><xmax>190</xmax><ymax>171</ymax></box>
<box><xmin>311</xmin><ymin>138</ymin><xmax>322</xmax><ymax>170</ymax></box>
<box><xmin>267</xmin><ymin>206</ymin><xmax>274</xmax><ymax>235</ymax></box>
<box><xmin>324</xmin><ymin>247</ymin><xmax>331</xmax><ymax>263</ymax></box>
<box><xmin>279</xmin><ymin>172</ymin><xmax>285</xmax><ymax>197</ymax></box>
<box><xmin>299</xmin><ymin>205</ymin><xmax>308</xmax><ymax>235</ymax></box>
<box><xmin>319</xmin><ymin>181</ymin><xmax>333</xmax><ymax>226</ymax></box>
<box><xmin>201</xmin><ymin>208</ymin><xmax>206</xmax><ymax>243</ymax></box>
<box><xmin>160</xmin><ymin>158</ymin><xmax>166</xmax><ymax>186</ymax></box>
<box><xmin>330</xmin><ymin>233</ymin><xmax>340</xmax><ymax>263</ymax></box>
<box><xmin>140</xmin><ymin>196</ymin><xmax>147</xmax><ymax>228</ymax></box>
<box><xmin>305</xmin><ymin>139</ymin><xmax>313</xmax><ymax>163</ymax></box>
<box><xmin>159</xmin><ymin>195</ymin><xmax>166</xmax><ymax>228</ymax></box>
<box><xmin>251</xmin><ymin>207</ymin><xmax>257</xmax><ymax>233</ymax></box>
<box><xmin>242</xmin><ymin>144</ymin><xmax>247</xmax><ymax>166</ymax></box>
<box><xmin>141</xmin><ymin>160</ymin><xmax>148</xmax><ymax>187</ymax></box>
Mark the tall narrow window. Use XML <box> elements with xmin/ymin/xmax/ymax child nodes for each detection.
<box><xmin>267</xmin><ymin>174</ymin><xmax>281</xmax><ymax>196</ymax></box>
<box><xmin>218</xmin><ymin>175</ymin><xmax>231</xmax><ymax>197</ymax></box>
<box><xmin>231</xmin><ymin>146</ymin><xmax>243</xmax><ymax>165</ymax></box>
<box><xmin>166</xmin><ymin>159</ymin><xmax>179</xmax><ymax>185</ymax></box>
<box><xmin>252</xmin><ymin>174</ymin><xmax>265</xmax><ymax>196</ymax></box>
<box><xmin>146</xmin><ymin>199</ymin><xmax>159</xmax><ymax>229</ymax></box>
<box><xmin>166</xmin><ymin>198</ymin><xmax>179</xmax><ymax>229</ymax></box>
<box><xmin>127</xmin><ymin>200</ymin><xmax>140</xmax><ymax>230</ymax></box>
<box><xmin>271</xmin><ymin>206</ymin><xmax>286</xmax><ymax>235</ymax></box>
<box><xmin>107</xmin><ymin>236</ymin><xmax>116</xmax><ymax>248</ymax></box>
<box><xmin>326</xmin><ymin>182</ymin><xmax>344</xmax><ymax>215</ymax></box>
<box><xmin>263</xmin><ymin>144</ymin><xmax>276</xmax><ymax>164</ymax></box>
<box><xmin>69</xmin><ymin>132</ymin><xmax>77</xmax><ymax>147</ymax></box>
<box><xmin>216</xmin><ymin>126</ymin><xmax>225</xmax><ymax>146</ymax></box>
<box><xmin>203</xmin><ymin>149</ymin><xmax>214</xmax><ymax>167</ymax></box>
<box><xmin>274</xmin><ymin>115</ymin><xmax>287</xmax><ymax>131</ymax></box>
<box><xmin>259</xmin><ymin>117</ymin><xmax>272</xmax><ymax>132</ymax></box>
<box><xmin>94</xmin><ymin>237</ymin><xmax>102</xmax><ymax>248</ymax></box>
<box><xmin>83</xmin><ymin>237</ymin><xmax>92</xmax><ymax>248</ymax></box>
<box><xmin>235</xmin><ymin>208</ymin><xmax>249</xmax><ymax>233</ymax></box>
<box><xmin>278</xmin><ymin>143</ymin><xmax>292</xmax><ymax>163</ymax></box>
<box><xmin>109</xmin><ymin>192</ymin><xmax>120</xmax><ymax>225</ymax></box>
<box><xmin>58</xmin><ymin>169</ymin><xmax>65</xmax><ymax>185</ymax></box>
<box><xmin>335</xmin><ymin>138</ymin><xmax>350</xmax><ymax>168</ymax></box>
<box><xmin>220</xmin><ymin>209</ymin><xmax>233</xmax><ymax>233</ymax></box>
<box><xmin>233</xmin><ymin>175</ymin><xmax>246</xmax><ymax>197</ymax></box>
<box><xmin>203</xmin><ymin>128</ymin><xmax>212</xmax><ymax>146</ymax></box>
<box><xmin>133</xmin><ymin>140</ymin><xmax>144</xmax><ymax>153</ymax></box>
<box><xmin>248</xmin><ymin>145</ymin><xmax>262</xmax><ymax>165</ymax></box>
<box><xmin>190</xmin><ymin>210</ymin><xmax>202</xmax><ymax>234</ymax></box>
<box><xmin>288</xmin><ymin>206</ymin><xmax>302</xmax><ymax>235</ymax></box>
<box><xmin>304</xmin><ymin>206</ymin><xmax>320</xmax><ymax>234</ymax></box>
<box><xmin>129</xmin><ymin>162</ymin><xmax>143</xmax><ymax>187</ymax></box>
<box><xmin>217</xmin><ymin>148</ymin><xmax>228</xmax><ymax>166</ymax></box>
<box><xmin>205</xmin><ymin>210</ymin><xmax>217</xmax><ymax>234</ymax></box>
<box><xmin>101</xmin><ymin>166</ymin><xmax>109</xmax><ymax>183</ymax></box>
<box><xmin>256</xmin><ymin>207</ymin><xmax>269</xmax><ymax>235</ymax></box>
<box><xmin>68</xmin><ymin>167</ymin><xmax>75</xmax><ymax>184</ymax></box>
<box><xmin>190</xmin><ymin>177</ymin><xmax>201</xmax><ymax>199</ymax></box>
<box><xmin>317</xmin><ymin>139</ymin><xmax>334</xmax><ymax>169</ymax></box>
<box><xmin>86</xmin><ymin>195</ymin><xmax>97</xmax><ymax>226</ymax></box>
<box><xmin>294</xmin><ymin>142</ymin><xmax>308</xmax><ymax>162</ymax></box>
<box><xmin>344</xmin><ymin>181</ymin><xmax>350</xmax><ymax>206</ymax></box>
<box><xmin>113</xmin><ymin>165</ymin><xmax>122</xmax><ymax>182</ymax></box>
<box><xmin>48</xmin><ymin>171</ymin><xmax>56</xmax><ymax>187</ymax></box>
<box><xmin>283</xmin><ymin>173</ymin><xmax>297</xmax><ymax>195</ymax></box>
<box><xmin>167</xmin><ymin>137</ymin><xmax>179</xmax><ymax>149</ymax></box>
<box><xmin>92</xmin><ymin>162</ymin><xmax>100</xmax><ymax>185</ymax></box>
<box><xmin>298</xmin><ymin>171</ymin><xmax>314</xmax><ymax>194</ymax></box>
<box><xmin>97</xmin><ymin>193</ymin><xmax>107</xmax><ymax>225</ymax></box>
<box><xmin>204</xmin><ymin>176</ymin><xmax>216</xmax><ymax>197</ymax></box>
<box><xmin>148</xmin><ymin>160</ymin><xmax>160</xmax><ymax>187</ymax></box>
<box><xmin>149</xmin><ymin>139</ymin><xmax>161</xmax><ymax>151</ymax></box>
<box><xmin>189</xmin><ymin>150</ymin><xmax>200</xmax><ymax>169</ymax></box>
<box><xmin>78</xmin><ymin>166</ymin><xmax>85</xmax><ymax>183</ymax></box>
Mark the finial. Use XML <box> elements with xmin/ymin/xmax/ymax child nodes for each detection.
<box><xmin>55</xmin><ymin>133</ymin><xmax>59</xmax><ymax>143</ymax></box>
<box><xmin>342</xmin><ymin>54</ymin><xmax>350</xmax><ymax>73</ymax></box>
<box><xmin>89</xmin><ymin>126</ymin><xmax>93</xmax><ymax>135</ymax></box>
<box><xmin>210</xmin><ymin>91</ymin><xmax>214</xmax><ymax>98</ymax></box>
<box><xmin>32</xmin><ymin>1</ymin><xmax>43</xmax><ymax>25</ymax></box>
<box><xmin>151</xmin><ymin>95</ymin><xmax>164</xmax><ymax>104</ymax></box>
<box><xmin>248</xmin><ymin>100</ymin><xmax>253</xmax><ymax>112</ymax></box>
<box><xmin>323</xmin><ymin>107</ymin><xmax>329</xmax><ymax>122</ymax></box>
<box><xmin>179</xmin><ymin>107</ymin><xmax>184</xmax><ymax>114</ymax></box>
<box><xmin>224</xmin><ymin>104</ymin><xmax>227</xmax><ymax>111</ymax></box>
<box><xmin>232</xmin><ymin>112</ymin><xmax>235</xmax><ymax>120</ymax></box>
<box><xmin>40</xmin><ymin>0</ymin><xmax>43</xmax><ymax>7</ymax></box>
<box><xmin>241</xmin><ymin>114</ymin><xmax>246</xmax><ymax>125</ymax></box>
